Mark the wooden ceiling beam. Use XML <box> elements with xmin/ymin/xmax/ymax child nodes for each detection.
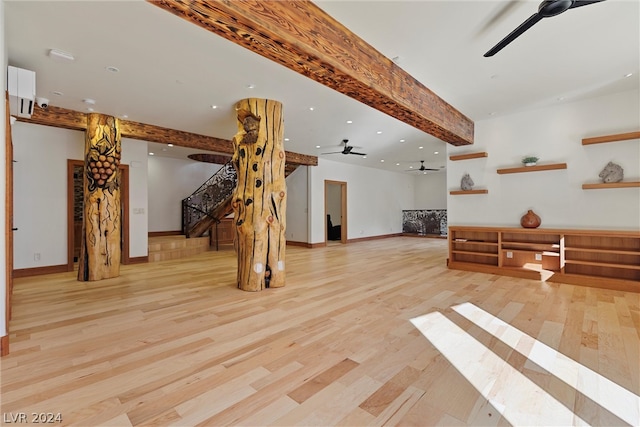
<box><xmin>17</xmin><ymin>105</ymin><xmax>317</xmax><ymax>166</ymax></box>
<box><xmin>149</xmin><ymin>0</ymin><xmax>474</xmax><ymax>146</ymax></box>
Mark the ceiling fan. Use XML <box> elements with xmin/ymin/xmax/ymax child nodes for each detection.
<box><xmin>484</xmin><ymin>0</ymin><xmax>606</xmax><ymax>57</ymax></box>
<box><xmin>406</xmin><ymin>161</ymin><xmax>440</xmax><ymax>172</ymax></box>
<box><xmin>321</xmin><ymin>139</ymin><xmax>367</xmax><ymax>156</ymax></box>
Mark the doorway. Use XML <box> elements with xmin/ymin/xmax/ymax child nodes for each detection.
<box><xmin>67</xmin><ymin>159</ymin><xmax>130</xmax><ymax>270</ymax></box>
<box><xmin>324</xmin><ymin>180</ymin><xmax>347</xmax><ymax>244</ymax></box>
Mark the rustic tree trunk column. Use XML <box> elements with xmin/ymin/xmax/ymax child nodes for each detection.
<box><xmin>232</xmin><ymin>98</ymin><xmax>286</xmax><ymax>291</ymax></box>
<box><xmin>78</xmin><ymin>113</ymin><xmax>122</xmax><ymax>281</ymax></box>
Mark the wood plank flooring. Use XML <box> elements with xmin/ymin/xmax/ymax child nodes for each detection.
<box><xmin>2</xmin><ymin>237</ymin><xmax>639</xmax><ymax>426</ymax></box>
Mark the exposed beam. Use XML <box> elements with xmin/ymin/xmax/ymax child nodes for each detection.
<box><xmin>17</xmin><ymin>106</ymin><xmax>318</xmax><ymax>166</ymax></box>
<box><xmin>149</xmin><ymin>0</ymin><xmax>474</xmax><ymax>146</ymax></box>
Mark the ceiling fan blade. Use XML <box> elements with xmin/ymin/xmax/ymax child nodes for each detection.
<box><xmin>484</xmin><ymin>13</ymin><xmax>543</xmax><ymax>57</ymax></box>
<box><xmin>349</xmin><ymin>152</ymin><xmax>367</xmax><ymax>156</ymax></box>
<box><xmin>569</xmin><ymin>0</ymin><xmax>606</xmax><ymax>9</ymax></box>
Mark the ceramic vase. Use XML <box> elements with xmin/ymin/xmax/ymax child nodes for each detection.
<box><xmin>520</xmin><ymin>210</ymin><xmax>541</xmax><ymax>228</ymax></box>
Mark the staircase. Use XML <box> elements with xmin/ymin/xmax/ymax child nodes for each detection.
<box><xmin>182</xmin><ymin>161</ymin><xmax>237</xmax><ymax>238</ymax></box>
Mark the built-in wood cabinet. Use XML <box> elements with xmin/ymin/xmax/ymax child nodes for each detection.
<box><xmin>449</xmin><ymin>226</ymin><xmax>640</xmax><ymax>291</ymax></box>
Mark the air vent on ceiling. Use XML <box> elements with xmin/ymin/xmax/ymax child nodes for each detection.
<box><xmin>7</xmin><ymin>65</ymin><xmax>36</xmax><ymax>118</ymax></box>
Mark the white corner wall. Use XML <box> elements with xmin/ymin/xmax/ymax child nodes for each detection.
<box><xmin>147</xmin><ymin>156</ymin><xmax>221</xmax><ymax>232</ymax></box>
<box><xmin>285</xmin><ymin>165</ymin><xmax>308</xmax><ymax>242</ymax></box>
<box><xmin>308</xmin><ymin>158</ymin><xmax>414</xmax><ymax>243</ymax></box>
<box><xmin>414</xmin><ymin>171</ymin><xmax>447</xmax><ymax>209</ymax></box>
<box><xmin>12</xmin><ymin>123</ymin><xmax>83</xmax><ymax>269</ymax></box>
<box><xmin>12</xmin><ymin>124</ymin><xmax>150</xmax><ymax>268</ymax></box>
<box><xmin>121</xmin><ymin>137</ymin><xmax>149</xmax><ymax>258</ymax></box>
<box><xmin>447</xmin><ymin>89</ymin><xmax>640</xmax><ymax>230</ymax></box>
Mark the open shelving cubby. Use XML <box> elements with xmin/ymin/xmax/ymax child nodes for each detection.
<box><xmin>448</xmin><ymin>226</ymin><xmax>640</xmax><ymax>291</ymax></box>
<box><xmin>497</xmin><ymin>163</ymin><xmax>567</xmax><ymax>174</ymax></box>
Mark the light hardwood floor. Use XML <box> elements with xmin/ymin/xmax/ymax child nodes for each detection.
<box><xmin>2</xmin><ymin>237</ymin><xmax>639</xmax><ymax>426</ymax></box>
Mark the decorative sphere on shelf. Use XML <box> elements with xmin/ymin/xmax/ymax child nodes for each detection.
<box><xmin>521</xmin><ymin>210</ymin><xmax>541</xmax><ymax>228</ymax></box>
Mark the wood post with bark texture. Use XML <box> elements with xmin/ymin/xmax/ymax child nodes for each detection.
<box><xmin>232</xmin><ymin>98</ymin><xmax>286</xmax><ymax>291</ymax></box>
<box><xmin>78</xmin><ymin>113</ymin><xmax>122</xmax><ymax>281</ymax></box>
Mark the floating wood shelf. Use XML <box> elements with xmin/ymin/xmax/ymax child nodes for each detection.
<box><xmin>449</xmin><ymin>189</ymin><xmax>488</xmax><ymax>195</ymax></box>
<box><xmin>582</xmin><ymin>181</ymin><xmax>640</xmax><ymax>190</ymax></box>
<box><xmin>449</xmin><ymin>152</ymin><xmax>488</xmax><ymax>161</ymax></box>
<box><xmin>497</xmin><ymin>163</ymin><xmax>567</xmax><ymax>174</ymax></box>
<box><xmin>582</xmin><ymin>131</ymin><xmax>640</xmax><ymax>145</ymax></box>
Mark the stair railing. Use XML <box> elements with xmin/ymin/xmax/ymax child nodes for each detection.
<box><xmin>182</xmin><ymin>161</ymin><xmax>237</xmax><ymax>238</ymax></box>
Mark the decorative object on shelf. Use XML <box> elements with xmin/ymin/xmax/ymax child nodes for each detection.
<box><xmin>520</xmin><ymin>209</ymin><xmax>541</xmax><ymax>228</ymax></box>
<box><xmin>598</xmin><ymin>161</ymin><xmax>624</xmax><ymax>183</ymax></box>
<box><xmin>521</xmin><ymin>156</ymin><xmax>539</xmax><ymax>167</ymax></box>
<box><xmin>461</xmin><ymin>173</ymin><xmax>474</xmax><ymax>190</ymax></box>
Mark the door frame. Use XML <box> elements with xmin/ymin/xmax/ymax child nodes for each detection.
<box><xmin>67</xmin><ymin>159</ymin><xmax>130</xmax><ymax>271</ymax></box>
<box><xmin>4</xmin><ymin>92</ymin><xmax>14</xmax><ymax>356</ymax></box>
<box><xmin>324</xmin><ymin>180</ymin><xmax>347</xmax><ymax>244</ymax></box>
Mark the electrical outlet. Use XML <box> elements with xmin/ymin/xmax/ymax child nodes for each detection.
<box><xmin>535</xmin><ymin>253</ymin><xmax>542</xmax><ymax>261</ymax></box>
<box><xmin>506</xmin><ymin>251</ymin><xmax>513</xmax><ymax>259</ymax></box>
<box><xmin>34</xmin><ymin>253</ymin><xmax>40</xmax><ymax>261</ymax></box>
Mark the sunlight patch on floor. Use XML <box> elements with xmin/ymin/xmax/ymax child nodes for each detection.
<box><xmin>452</xmin><ymin>302</ymin><xmax>640</xmax><ymax>426</ymax></box>
<box><xmin>411</xmin><ymin>310</ymin><xmax>589</xmax><ymax>426</ymax></box>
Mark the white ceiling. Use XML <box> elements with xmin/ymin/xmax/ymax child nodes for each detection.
<box><xmin>5</xmin><ymin>0</ymin><xmax>639</xmax><ymax>174</ymax></box>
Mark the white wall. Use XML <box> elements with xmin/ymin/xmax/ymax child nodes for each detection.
<box><xmin>285</xmin><ymin>165</ymin><xmax>308</xmax><ymax>242</ymax></box>
<box><xmin>309</xmin><ymin>158</ymin><xmax>414</xmax><ymax>243</ymax></box>
<box><xmin>12</xmin><ymin>124</ymin><xmax>150</xmax><ymax>268</ymax></box>
<box><xmin>414</xmin><ymin>172</ymin><xmax>447</xmax><ymax>209</ymax></box>
<box><xmin>1</xmin><ymin>0</ymin><xmax>7</xmax><ymax>338</ymax></box>
<box><xmin>12</xmin><ymin>124</ymin><xmax>83</xmax><ymax>269</ymax></box>
<box><xmin>147</xmin><ymin>156</ymin><xmax>220</xmax><ymax>232</ymax></box>
<box><xmin>326</xmin><ymin>182</ymin><xmax>341</xmax><ymax>225</ymax></box>
<box><xmin>447</xmin><ymin>89</ymin><xmax>640</xmax><ymax>230</ymax></box>
<box><xmin>121</xmin><ymin>138</ymin><xmax>149</xmax><ymax>257</ymax></box>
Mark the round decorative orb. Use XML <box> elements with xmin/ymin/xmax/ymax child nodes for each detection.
<box><xmin>521</xmin><ymin>210</ymin><xmax>541</xmax><ymax>228</ymax></box>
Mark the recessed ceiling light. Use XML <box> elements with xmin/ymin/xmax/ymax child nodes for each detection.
<box><xmin>346</xmin><ymin>120</ymin><xmax>353</xmax><ymax>124</ymax></box>
<box><xmin>489</xmin><ymin>112</ymin><xmax>496</xmax><ymax>116</ymax></box>
<box><xmin>409</xmin><ymin>166</ymin><xmax>414</xmax><ymax>169</ymax></box>
<box><xmin>83</xmin><ymin>98</ymin><xmax>96</xmax><ymax>105</ymax></box>
<box><xmin>121</xmin><ymin>114</ymin><xmax>128</xmax><ymax>119</ymax></box>
<box><xmin>211</xmin><ymin>105</ymin><xmax>218</xmax><ymax>109</ymax></box>
<box><xmin>87</xmin><ymin>107</ymin><xmax>94</xmax><ymax>112</ymax></box>
<box><xmin>557</xmin><ymin>96</ymin><xmax>565</xmax><ymax>101</ymax></box>
<box><xmin>363</xmin><ymin>156</ymin><xmax>367</xmax><ymax>159</ymax></box>
<box><xmin>423</xmin><ymin>171</ymin><xmax>427</xmax><ymax>175</ymax></box>
<box><xmin>419</xmin><ymin>146</ymin><xmax>424</xmax><ymax>149</ymax></box>
<box><xmin>105</xmin><ymin>66</ymin><xmax>119</xmax><ymax>73</ymax></box>
<box><xmin>434</xmin><ymin>151</ymin><xmax>439</xmax><ymax>155</ymax></box>
<box><xmin>149</xmin><ymin>152</ymin><xmax>155</xmax><ymax>156</ymax></box>
<box><xmin>380</xmin><ymin>159</ymin><xmax>385</xmax><ymax>163</ymax></box>
<box><xmin>376</xmin><ymin>131</ymin><xmax>382</xmax><ymax>134</ymax></box>
<box><xmin>399</xmin><ymin>139</ymin><xmax>406</xmax><ymax>143</ymax></box>
<box><xmin>247</xmin><ymin>84</ymin><xmax>255</xmax><ymax>89</ymax></box>
<box><xmin>52</xmin><ymin>91</ymin><xmax>63</xmax><ymax>97</ymax></box>
<box><xmin>309</xmin><ymin>107</ymin><xmax>314</xmax><ymax>111</ymax></box>
<box><xmin>284</xmin><ymin>138</ymin><xmax>290</xmax><ymax>142</ymax></box>
<box><xmin>396</xmin><ymin>163</ymin><xmax>400</xmax><ymax>166</ymax></box>
<box><xmin>624</xmin><ymin>73</ymin><xmax>633</xmax><ymax>78</ymax></box>
<box><xmin>48</xmin><ymin>49</ymin><xmax>74</xmax><ymax>61</ymax></box>
<box><xmin>167</xmin><ymin>144</ymin><xmax>174</xmax><ymax>147</ymax></box>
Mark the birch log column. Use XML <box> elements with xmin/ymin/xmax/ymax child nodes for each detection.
<box><xmin>232</xmin><ymin>98</ymin><xmax>286</xmax><ymax>291</ymax></box>
<box><xmin>78</xmin><ymin>113</ymin><xmax>122</xmax><ymax>281</ymax></box>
